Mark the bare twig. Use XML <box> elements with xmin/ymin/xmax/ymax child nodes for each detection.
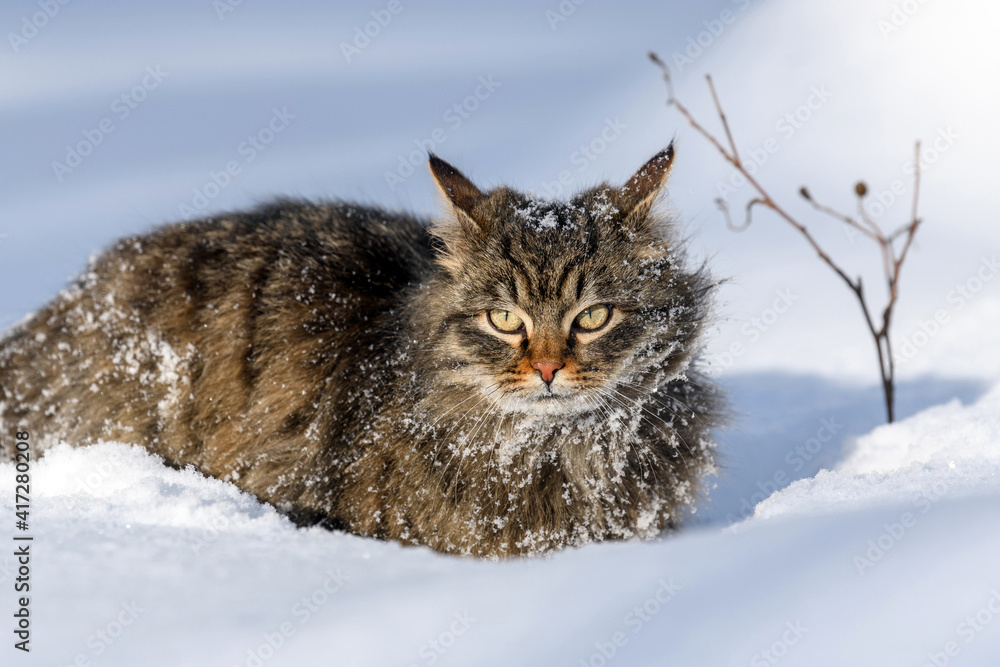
<box><xmin>649</xmin><ymin>52</ymin><xmax>924</xmax><ymax>423</ymax></box>
<box><xmin>715</xmin><ymin>197</ymin><xmax>766</xmax><ymax>232</ymax></box>
<box><xmin>707</xmin><ymin>75</ymin><xmax>740</xmax><ymax>164</ymax></box>
<box><xmin>802</xmin><ymin>192</ymin><xmax>878</xmax><ymax>242</ymax></box>
<box><xmin>649</xmin><ymin>53</ymin><xmax>736</xmax><ymax>164</ymax></box>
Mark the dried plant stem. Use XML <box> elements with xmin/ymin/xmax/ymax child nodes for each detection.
<box><xmin>649</xmin><ymin>52</ymin><xmax>923</xmax><ymax>423</ymax></box>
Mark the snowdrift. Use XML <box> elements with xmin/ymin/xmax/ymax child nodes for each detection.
<box><xmin>3</xmin><ymin>382</ymin><xmax>999</xmax><ymax>666</ymax></box>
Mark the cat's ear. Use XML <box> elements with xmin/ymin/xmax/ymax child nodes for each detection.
<box><xmin>619</xmin><ymin>143</ymin><xmax>675</xmax><ymax>221</ymax></box>
<box><xmin>428</xmin><ymin>154</ymin><xmax>489</xmax><ymax>246</ymax></box>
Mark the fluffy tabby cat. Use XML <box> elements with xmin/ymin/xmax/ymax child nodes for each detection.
<box><xmin>0</xmin><ymin>145</ymin><xmax>721</xmax><ymax>557</ymax></box>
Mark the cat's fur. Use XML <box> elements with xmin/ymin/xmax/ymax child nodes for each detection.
<box><xmin>0</xmin><ymin>146</ymin><xmax>722</xmax><ymax>557</ymax></box>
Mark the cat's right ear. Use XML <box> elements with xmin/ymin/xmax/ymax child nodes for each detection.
<box><xmin>428</xmin><ymin>154</ymin><xmax>489</xmax><ymax>250</ymax></box>
<box><xmin>619</xmin><ymin>143</ymin><xmax>675</xmax><ymax>223</ymax></box>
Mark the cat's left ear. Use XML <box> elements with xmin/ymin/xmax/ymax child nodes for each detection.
<box><xmin>428</xmin><ymin>154</ymin><xmax>488</xmax><ymax>245</ymax></box>
<box><xmin>619</xmin><ymin>143</ymin><xmax>675</xmax><ymax>221</ymax></box>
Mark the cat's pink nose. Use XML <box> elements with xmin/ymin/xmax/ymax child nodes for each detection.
<box><xmin>532</xmin><ymin>361</ymin><xmax>564</xmax><ymax>384</ymax></box>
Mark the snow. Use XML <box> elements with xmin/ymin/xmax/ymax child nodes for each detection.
<box><xmin>754</xmin><ymin>382</ymin><xmax>1000</xmax><ymax>522</ymax></box>
<box><xmin>842</xmin><ymin>385</ymin><xmax>1000</xmax><ymax>475</ymax></box>
<box><xmin>2</xmin><ymin>381</ymin><xmax>999</xmax><ymax>665</ymax></box>
<box><xmin>2</xmin><ymin>0</ymin><xmax>1000</xmax><ymax>664</ymax></box>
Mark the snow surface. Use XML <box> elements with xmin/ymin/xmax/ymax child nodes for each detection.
<box><xmin>3</xmin><ymin>382</ymin><xmax>1000</xmax><ymax>666</ymax></box>
<box><xmin>754</xmin><ymin>381</ymin><xmax>1000</xmax><ymax>521</ymax></box>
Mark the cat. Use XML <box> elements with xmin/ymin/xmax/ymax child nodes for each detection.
<box><xmin>0</xmin><ymin>145</ymin><xmax>722</xmax><ymax>558</ymax></box>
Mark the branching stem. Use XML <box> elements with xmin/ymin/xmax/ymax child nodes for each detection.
<box><xmin>650</xmin><ymin>52</ymin><xmax>923</xmax><ymax>423</ymax></box>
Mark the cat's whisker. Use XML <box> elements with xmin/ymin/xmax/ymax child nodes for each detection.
<box><xmin>485</xmin><ymin>391</ymin><xmax>525</xmax><ymax>496</ymax></box>
<box><xmin>604</xmin><ymin>386</ymin><xmax>688</xmax><ymax>448</ymax></box>
<box><xmin>591</xmin><ymin>390</ymin><xmax>657</xmax><ymax>482</ymax></box>
<box><xmin>594</xmin><ymin>385</ymin><xmax>690</xmax><ymax>482</ymax></box>
<box><xmin>604</xmin><ymin>386</ymin><xmax>702</xmax><ymax>488</ymax></box>
<box><xmin>426</xmin><ymin>382</ymin><xmax>502</xmax><ymax>432</ymax></box>
<box><xmin>486</xmin><ymin>389</ymin><xmax>522</xmax><ymax>473</ymax></box>
<box><xmin>581</xmin><ymin>391</ymin><xmax>651</xmax><ymax>483</ymax></box>
<box><xmin>618</xmin><ymin>371</ymin><xmax>719</xmax><ymax>434</ymax></box>
<box><xmin>431</xmin><ymin>386</ymin><xmax>503</xmax><ymax>473</ymax></box>
<box><xmin>484</xmin><ymin>400</ymin><xmax>509</xmax><ymax>493</ymax></box>
<box><xmin>435</xmin><ymin>379</ymin><xmax>509</xmax><ymax>491</ymax></box>
<box><xmin>594</xmin><ymin>393</ymin><xmax>652</xmax><ymax>482</ymax></box>
<box><xmin>444</xmin><ymin>392</ymin><xmax>503</xmax><ymax>503</ymax></box>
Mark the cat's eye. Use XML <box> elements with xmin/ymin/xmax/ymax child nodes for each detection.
<box><xmin>574</xmin><ymin>304</ymin><xmax>610</xmax><ymax>331</ymax></box>
<box><xmin>488</xmin><ymin>309</ymin><xmax>524</xmax><ymax>333</ymax></box>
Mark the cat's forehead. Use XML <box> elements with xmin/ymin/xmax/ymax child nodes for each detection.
<box><xmin>508</xmin><ymin>198</ymin><xmax>580</xmax><ymax>232</ymax></box>
<box><xmin>477</xmin><ymin>191</ymin><xmax>625</xmax><ymax>258</ymax></box>
<box><xmin>503</xmin><ymin>190</ymin><xmax>618</xmax><ymax>233</ymax></box>
<box><xmin>467</xmin><ymin>193</ymin><xmax>658</xmax><ymax>307</ymax></box>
